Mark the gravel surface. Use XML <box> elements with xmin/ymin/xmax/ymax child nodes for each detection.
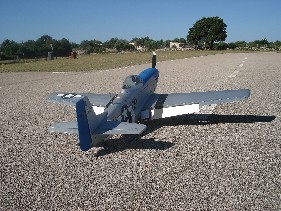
<box><xmin>1</xmin><ymin>53</ymin><xmax>280</xmax><ymax>210</ymax></box>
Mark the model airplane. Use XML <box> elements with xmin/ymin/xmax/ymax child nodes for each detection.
<box><xmin>47</xmin><ymin>52</ymin><xmax>250</xmax><ymax>151</ymax></box>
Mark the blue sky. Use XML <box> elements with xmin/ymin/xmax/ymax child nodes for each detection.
<box><xmin>1</xmin><ymin>0</ymin><xmax>280</xmax><ymax>43</ymax></box>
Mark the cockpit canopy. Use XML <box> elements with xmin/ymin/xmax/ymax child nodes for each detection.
<box><xmin>122</xmin><ymin>75</ymin><xmax>143</xmax><ymax>89</ymax></box>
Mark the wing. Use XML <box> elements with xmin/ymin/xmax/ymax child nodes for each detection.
<box><xmin>141</xmin><ymin>89</ymin><xmax>250</xmax><ymax>120</ymax></box>
<box><xmin>144</xmin><ymin>89</ymin><xmax>250</xmax><ymax>108</ymax></box>
<box><xmin>47</xmin><ymin>92</ymin><xmax>116</xmax><ymax>107</ymax></box>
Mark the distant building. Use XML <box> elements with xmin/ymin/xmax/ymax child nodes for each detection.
<box><xmin>170</xmin><ymin>42</ymin><xmax>185</xmax><ymax>48</ymax></box>
<box><xmin>129</xmin><ymin>42</ymin><xmax>147</xmax><ymax>51</ymax></box>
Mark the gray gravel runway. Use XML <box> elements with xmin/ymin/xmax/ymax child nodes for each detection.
<box><xmin>1</xmin><ymin>52</ymin><xmax>280</xmax><ymax>210</ymax></box>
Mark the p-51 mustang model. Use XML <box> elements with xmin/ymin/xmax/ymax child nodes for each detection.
<box><xmin>47</xmin><ymin>53</ymin><xmax>250</xmax><ymax>151</ymax></box>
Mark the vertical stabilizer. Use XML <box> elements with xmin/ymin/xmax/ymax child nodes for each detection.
<box><xmin>75</xmin><ymin>96</ymin><xmax>107</xmax><ymax>151</ymax></box>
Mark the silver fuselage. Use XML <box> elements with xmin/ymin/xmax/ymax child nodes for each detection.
<box><xmin>105</xmin><ymin>69</ymin><xmax>159</xmax><ymax>123</ymax></box>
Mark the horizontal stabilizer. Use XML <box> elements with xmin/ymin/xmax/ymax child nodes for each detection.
<box><xmin>49</xmin><ymin>120</ymin><xmax>146</xmax><ymax>136</ymax></box>
<box><xmin>49</xmin><ymin>121</ymin><xmax>78</xmax><ymax>134</ymax></box>
<box><xmin>96</xmin><ymin>121</ymin><xmax>147</xmax><ymax>135</ymax></box>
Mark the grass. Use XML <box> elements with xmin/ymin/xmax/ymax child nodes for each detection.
<box><xmin>0</xmin><ymin>50</ymin><xmax>248</xmax><ymax>73</ymax></box>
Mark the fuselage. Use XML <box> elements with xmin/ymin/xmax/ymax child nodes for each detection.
<box><xmin>105</xmin><ymin>67</ymin><xmax>159</xmax><ymax>123</ymax></box>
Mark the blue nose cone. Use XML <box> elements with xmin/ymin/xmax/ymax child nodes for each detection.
<box><xmin>138</xmin><ymin>68</ymin><xmax>159</xmax><ymax>84</ymax></box>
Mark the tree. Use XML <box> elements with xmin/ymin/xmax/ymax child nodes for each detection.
<box><xmin>0</xmin><ymin>39</ymin><xmax>20</xmax><ymax>58</ymax></box>
<box><xmin>36</xmin><ymin>35</ymin><xmax>54</xmax><ymax>57</ymax></box>
<box><xmin>80</xmin><ymin>40</ymin><xmax>93</xmax><ymax>54</ymax></box>
<box><xmin>115</xmin><ymin>39</ymin><xmax>134</xmax><ymax>51</ymax></box>
<box><xmin>155</xmin><ymin>39</ymin><xmax>165</xmax><ymax>49</ymax></box>
<box><xmin>227</xmin><ymin>42</ymin><xmax>237</xmax><ymax>50</ymax></box>
<box><xmin>164</xmin><ymin>40</ymin><xmax>171</xmax><ymax>48</ymax></box>
<box><xmin>131</xmin><ymin>37</ymin><xmax>151</xmax><ymax>47</ymax></box>
<box><xmin>172</xmin><ymin>38</ymin><xmax>186</xmax><ymax>44</ymax></box>
<box><xmin>131</xmin><ymin>37</ymin><xmax>165</xmax><ymax>50</ymax></box>
<box><xmin>21</xmin><ymin>40</ymin><xmax>38</xmax><ymax>58</ymax></box>
<box><xmin>53</xmin><ymin>38</ymin><xmax>72</xmax><ymax>57</ymax></box>
<box><xmin>187</xmin><ymin>16</ymin><xmax>227</xmax><ymax>49</ymax></box>
<box><xmin>235</xmin><ymin>41</ymin><xmax>247</xmax><ymax>48</ymax></box>
<box><xmin>104</xmin><ymin>38</ymin><xmax>134</xmax><ymax>52</ymax></box>
<box><xmin>104</xmin><ymin>38</ymin><xmax>119</xmax><ymax>50</ymax></box>
<box><xmin>250</xmin><ymin>38</ymin><xmax>269</xmax><ymax>48</ymax></box>
<box><xmin>79</xmin><ymin>39</ymin><xmax>105</xmax><ymax>53</ymax></box>
<box><xmin>272</xmin><ymin>40</ymin><xmax>281</xmax><ymax>50</ymax></box>
<box><xmin>214</xmin><ymin>42</ymin><xmax>228</xmax><ymax>50</ymax></box>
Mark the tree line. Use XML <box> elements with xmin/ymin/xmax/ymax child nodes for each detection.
<box><xmin>1</xmin><ymin>16</ymin><xmax>280</xmax><ymax>60</ymax></box>
<box><xmin>0</xmin><ymin>35</ymin><xmax>74</xmax><ymax>60</ymax></box>
<box><xmin>0</xmin><ymin>35</ymin><xmax>178</xmax><ymax>60</ymax></box>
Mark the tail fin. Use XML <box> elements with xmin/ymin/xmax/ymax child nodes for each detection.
<box><xmin>75</xmin><ymin>96</ymin><xmax>107</xmax><ymax>151</ymax></box>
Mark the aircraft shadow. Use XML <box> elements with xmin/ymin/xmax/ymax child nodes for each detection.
<box><xmin>148</xmin><ymin>114</ymin><xmax>276</xmax><ymax>127</ymax></box>
<box><xmin>95</xmin><ymin>137</ymin><xmax>174</xmax><ymax>157</ymax></box>
<box><xmin>143</xmin><ymin>114</ymin><xmax>276</xmax><ymax>135</ymax></box>
<box><xmin>95</xmin><ymin>114</ymin><xmax>276</xmax><ymax>157</ymax></box>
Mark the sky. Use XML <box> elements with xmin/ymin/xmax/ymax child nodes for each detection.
<box><xmin>1</xmin><ymin>0</ymin><xmax>280</xmax><ymax>43</ymax></box>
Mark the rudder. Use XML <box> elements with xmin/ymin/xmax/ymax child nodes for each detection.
<box><xmin>75</xmin><ymin>96</ymin><xmax>107</xmax><ymax>151</ymax></box>
<box><xmin>75</xmin><ymin>96</ymin><xmax>94</xmax><ymax>151</ymax></box>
